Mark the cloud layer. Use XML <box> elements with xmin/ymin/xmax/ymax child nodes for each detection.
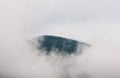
<box><xmin>0</xmin><ymin>0</ymin><xmax>120</xmax><ymax>78</ymax></box>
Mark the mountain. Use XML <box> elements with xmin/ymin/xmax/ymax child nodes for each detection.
<box><xmin>32</xmin><ymin>35</ymin><xmax>90</xmax><ymax>55</ymax></box>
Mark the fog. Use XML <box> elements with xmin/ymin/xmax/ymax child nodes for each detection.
<box><xmin>0</xmin><ymin>0</ymin><xmax>120</xmax><ymax>78</ymax></box>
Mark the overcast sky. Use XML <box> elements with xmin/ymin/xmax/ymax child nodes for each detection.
<box><xmin>24</xmin><ymin>0</ymin><xmax>120</xmax><ymax>42</ymax></box>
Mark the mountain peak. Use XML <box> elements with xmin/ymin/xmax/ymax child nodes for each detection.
<box><xmin>33</xmin><ymin>35</ymin><xmax>90</xmax><ymax>55</ymax></box>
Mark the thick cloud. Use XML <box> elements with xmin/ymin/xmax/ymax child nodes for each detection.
<box><xmin>24</xmin><ymin>0</ymin><xmax>120</xmax><ymax>78</ymax></box>
<box><xmin>0</xmin><ymin>0</ymin><xmax>120</xmax><ymax>78</ymax></box>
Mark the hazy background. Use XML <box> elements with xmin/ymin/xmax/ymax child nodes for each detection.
<box><xmin>24</xmin><ymin>0</ymin><xmax>120</xmax><ymax>42</ymax></box>
<box><xmin>0</xmin><ymin>0</ymin><xmax>120</xmax><ymax>78</ymax></box>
